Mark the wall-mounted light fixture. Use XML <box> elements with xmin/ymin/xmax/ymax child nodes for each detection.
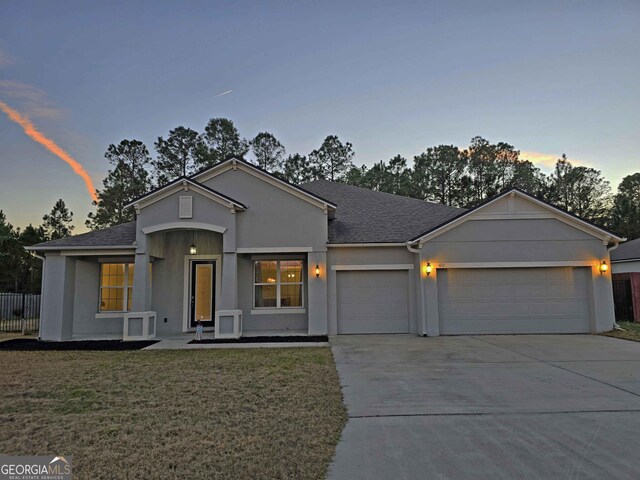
<box><xmin>599</xmin><ymin>260</ymin><xmax>608</xmax><ymax>275</ymax></box>
<box><xmin>189</xmin><ymin>231</ymin><xmax>197</xmax><ymax>255</ymax></box>
<box><xmin>423</xmin><ymin>261</ymin><xmax>432</xmax><ymax>277</ymax></box>
<box><xmin>315</xmin><ymin>264</ymin><xmax>321</xmax><ymax>278</ymax></box>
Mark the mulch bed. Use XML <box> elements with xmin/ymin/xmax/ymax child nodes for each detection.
<box><xmin>189</xmin><ymin>335</ymin><xmax>328</xmax><ymax>344</ymax></box>
<box><xmin>0</xmin><ymin>339</ymin><xmax>158</xmax><ymax>351</ymax></box>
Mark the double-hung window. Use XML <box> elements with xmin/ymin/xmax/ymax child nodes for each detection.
<box><xmin>254</xmin><ymin>260</ymin><xmax>304</xmax><ymax>309</ymax></box>
<box><xmin>99</xmin><ymin>263</ymin><xmax>134</xmax><ymax>312</ymax></box>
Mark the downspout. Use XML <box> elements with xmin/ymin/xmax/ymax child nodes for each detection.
<box><xmin>406</xmin><ymin>240</ymin><xmax>427</xmax><ymax>335</ymax></box>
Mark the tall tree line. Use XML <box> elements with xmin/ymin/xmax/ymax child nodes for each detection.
<box><xmin>84</xmin><ymin>119</ymin><xmax>639</xmax><ymax>242</ymax></box>
<box><xmin>1</xmin><ymin>200</ymin><xmax>74</xmax><ymax>292</ymax></box>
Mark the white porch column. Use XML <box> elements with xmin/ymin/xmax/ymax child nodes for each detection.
<box><xmin>40</xmin><ymin>254</ymin><xmax>76</xmax><ymax>341</ymax></box>
<box><xmin>220</xmin><ymin>252</ymin><xmax>238</xmax><ymax>310</ymax></box>
<box><xmin>131</xmin><ymin>230</ymin><xmax>151</xmax><ymax>312</ymax></box>
<box><xmin>307</xmin><ymin>251</ymin><xmax>328</xmax><ymax>335</ymax></box>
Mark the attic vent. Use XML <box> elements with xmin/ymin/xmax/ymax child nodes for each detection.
<box><xmin>179</xmin><ymin>196</ymin><xmax>193</xmax><ymax>219</ymax></box>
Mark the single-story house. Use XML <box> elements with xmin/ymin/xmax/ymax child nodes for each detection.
<box><xmin>28</xmin><ymin>157</ymin><xmax>624</xmax><ymax>341</ymax></box>
<box><xmin>611</xmin><ymin>238</ymin><xmax>640</xmax><ymax>322</ymax></box>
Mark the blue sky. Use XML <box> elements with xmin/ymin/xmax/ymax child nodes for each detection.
<box><xmin>1</xmin><ymin>0</ymin><xmax>638</xmax><ymax>231</ymax></box>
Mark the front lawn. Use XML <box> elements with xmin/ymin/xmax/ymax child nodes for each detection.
<box><xmin>0</xmin><ymin>348</ymin><xmax>346</xmax><ymax>479</ymax></box>
<box><xmin>602</xmin><ymin>322</ymin><xmax>640</xmax><ymax>342</ymax></box>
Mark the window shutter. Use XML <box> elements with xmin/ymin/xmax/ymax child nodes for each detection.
<box><xmin>179</xmin><ymin>196</ymin><xmax>193</xmax><ymax>218</ymax></box>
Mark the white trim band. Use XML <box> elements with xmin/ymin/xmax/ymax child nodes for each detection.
<box><xmin>237</xmin><ymin>247</ymin><xmax>313</xmax><ymax>253</ymax></box>
<box><xmin>331</xmin><ymin>264</ymin><xmax>415</xmax><ymax>271</ymax></box>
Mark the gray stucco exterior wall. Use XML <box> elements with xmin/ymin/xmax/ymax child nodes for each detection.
<box><xmin>417</xmin><ymin>217</ymin><xmax>616</xmax><ymax>335</ymax></box>
<box><xmin>326</xmin><ymin>247</ymin><xmax>418</xmax><ymax>336</ymax></box>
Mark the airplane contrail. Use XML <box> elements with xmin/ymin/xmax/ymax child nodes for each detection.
<box><xmin>214</xmin><ymin>89</ymin><xmax>233</xmax><ymax>98</ymax></box>
<box><xmin>0</xmin><ymin>100</ymin><xmax>98</xmax><ymax>202</ymax></box>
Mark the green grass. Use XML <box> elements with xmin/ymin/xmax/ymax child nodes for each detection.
<box><xmin>0</xmin><ymin>348</ymin><xmax>347</xmax><ymax>479</ymax></box>
<box><xmin>602</xmin><ymin>322</ymin><xmax>640</xmax><ymax>342</ymax></box>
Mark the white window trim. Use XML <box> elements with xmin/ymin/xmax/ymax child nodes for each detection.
<box><xmin>98</xmin><ymin>263</ymin><xmax>134</xmax><ymax>313</ymax></box>
<box><xmin>253</xmin><ymin>260</ymin><xmax>305</xmax><ymax>310</ymax></box>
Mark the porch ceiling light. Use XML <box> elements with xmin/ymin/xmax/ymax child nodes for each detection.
<box><xmin>189</xmin><ymin>243</ymin><xmax>197</xmax><ymax>255</ymax></box>
<box><xmin>599</xmin><ymin>260</ymin><xmax>608</xmax><ymax>274</ymax></box>
<box><xmin>315</xmin><ymin>264</ymin><xmax>320</xmax><ymax>278</ymax></box>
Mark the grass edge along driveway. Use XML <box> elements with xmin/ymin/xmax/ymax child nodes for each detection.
<box><xmin>0</xmin><ymin>347</ymin><xmax>347</xmax><ymax>480</ymax></box>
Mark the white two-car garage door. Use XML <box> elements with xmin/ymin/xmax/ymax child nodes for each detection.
<box><xmin>438</xmin><ymin>267</ymin><xmax>591</xmax><ymax>335</ymax></box>
<box><xmin>337</xmin><ymin>270</ymin><xmax>410</xmax><ymax>334</ymax></box>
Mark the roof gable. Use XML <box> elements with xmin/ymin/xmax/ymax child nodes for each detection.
<box><xmin>191</xmin><ymin>157</ymin><xmax>337</xmax><ymax>212</ymax></box>
<box><xmin>410</xmin><ymin>187</ymin><xmax>625</xmax><ymax>244</ymax></box>
<box><xmin>126</xmin><ymin>177</ymin><xmax>246</xmax><ymax>213</ymax></box>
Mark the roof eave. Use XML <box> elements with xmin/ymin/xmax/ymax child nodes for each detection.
<box><xmin>26</xmin><ymin>245</ymin><xmax>136</xmax><ymax>252</ymax></box>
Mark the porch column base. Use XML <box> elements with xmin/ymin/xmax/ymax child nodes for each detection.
<box><xmin>215</xmin><ymin>309</ymin><xmax>242</xmax><ymax>339</ymax></box>
<box><xmin>123</xmin><ymin>311</ymin><xmax>157</xmax><ymax>341</ymax></box>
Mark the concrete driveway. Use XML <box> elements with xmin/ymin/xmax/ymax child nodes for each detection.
<box><xmin>328</xmin><ymin>335</ymin><xmax>640</xmax><ymax>480</ymax></box>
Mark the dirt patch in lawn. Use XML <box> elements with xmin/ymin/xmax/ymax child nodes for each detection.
<box><xmin>0</xmin><ymin>348</ymin><xmax>347</xmax><ymax>479</ymax></box>
<box><xmin>602</xmin><ymin>322</ymin><xmax>640</xmax><ymax>342</ymax></box>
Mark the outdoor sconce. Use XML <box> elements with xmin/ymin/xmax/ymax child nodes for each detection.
<box><xmin>423</xmin><ymin>262</ymin><xmax>432</xmax><ymax>277</ymax></box>
<box><xmin>315</xmin><ymin>264</ymin><xmax>321</xmax><ymax>278</ymax></box>
<box><xmin>599</xmin><ymin>260</ymin><xmax>608</xmax><ymax>275</ymax></box>
<box><xmin>189</xmin><ymin>244</ymin><xmax>197</xmax><ymax>255</ymax></box>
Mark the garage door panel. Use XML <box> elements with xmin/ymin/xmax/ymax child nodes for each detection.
<box><xmin>438</xmin><ymin>267</ymin><xmax>590</xmax><ymax>335</ymax></box>
<box><xmin>337</xmin><ymin>270</ymin><xmax>409</xmax><ymax>334</ymax></box>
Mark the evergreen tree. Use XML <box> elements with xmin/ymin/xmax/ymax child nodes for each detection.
<box><xmin>200</xmin><ymin>118</ymin><xmax>249</xmax><ymax>166</ymax></box>
<box><xmin>86</xmin><ymin>139</ymin><xmax>151</xmax><ymax>229</ymax></box>
<box><xmin>250</xmin><ymin>132</ymin><xmax>286</xmax><ymax>172</ymax></box>
<box><xmin>309</xmin><ymin>135</ymin><xmax>354</xmax><ymax>181</ymax></box>
<box><xmin>153</xmin><ymin>126</ymin><xmax>206</xmax><ymax>184</ymax></box>
<box><xmin>610</xmin><ymin>173</ymin><xmax>640</xmax><ymax>239</ymax></box>
<box><xmin>42</xmin><ymin>199</ymin><xmax>74</xmax><ymax>240</ymax></box>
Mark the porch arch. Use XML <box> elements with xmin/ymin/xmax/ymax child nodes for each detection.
<box><xmin>141</xmin><ymin>222</ymin><xmax>227</xmax><ymax>235</ymax></box>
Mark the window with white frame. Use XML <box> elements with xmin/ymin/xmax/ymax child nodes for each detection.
<box><xmin>254</xmin><ymin>260</ymin><xmax>304</xmax><ymax>309</ymax></box>
<box><xmin>99</xmin><ymin>263</ymin><xmax>135</xmax><ymax>312</ymax></box>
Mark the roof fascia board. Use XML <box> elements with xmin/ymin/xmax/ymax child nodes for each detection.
<box><xmin>611</xmin><ymin>258</ymin><xmax>640</xmax><ymax>264</ymax></box>
<box><xmin>193</xmin><ymin>158</ymin><xmax>337</xmax><ymax>211</ymax></box>
<box><xmin>412</xmin><ymin>190</ymin><xmax>623</xmax><ymax>244</ymax></box>
<box><xmin>26</xmin><ymin>245</ymin><xmax>135</xmax><ymax>252</ymax></box>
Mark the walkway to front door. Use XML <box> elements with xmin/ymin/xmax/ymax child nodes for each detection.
<box><xmin>328</xmin><ymin>334</ymin><xmax>640</xmax><ymax>479</ymax></box>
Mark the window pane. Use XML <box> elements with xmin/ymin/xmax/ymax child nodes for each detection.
<box><xmin>281</xmin><ymin>260</ymin><xmax>303</xmax><ymax>283</ymax></box>
<box><xmin>255</xmin><ymin>261</ymin><xmax>277</xmax><ymax>284</ymax></box>
<box><xmin>100</xmin><ymin>288</ymin><xmax>124</xmax><ymax>312</ymax></box>
<box><xmin>255</xmin><ymin>285</ymin><xmax>277</xmax><ymax>308</ymax></box>
<box><xmin>101</xmin><ymin>263</ymin><xmax>125</xmax><ymax>287</ymax></box>
<box><xmin>281</xmin><ymin>284</ymin><xmax>303</xmax><ymax>307</ymax></box>
<box><xmin>128</xmin><ymin>264</ymin><xmax>135</xmax><ymax>286</ymax></box>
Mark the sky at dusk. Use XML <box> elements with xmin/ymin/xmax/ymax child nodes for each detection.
<box><xmin>1</xmin><ymin>0</ymin><xmax>638</xmax><ymax>232</ymax></box>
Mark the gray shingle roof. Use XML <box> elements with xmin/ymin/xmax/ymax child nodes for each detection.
<box><xmin>301</xmin><ymin>180</ymin><xmax>464</xmax><ymax>243</ymax></box>
<box><xmin>611</xmin><ymin>238</ymin><xmax>640</xmax><ymax>262</ymax></box>
<box><xmin>30</xmin><ymin>221</ymin><xmax>136</xmax><ymax>249</ymax></box>
<box><xmin>29</xmin><ymin>182</ymin><xmax>465</xmax><ymax>249</ymax></box>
